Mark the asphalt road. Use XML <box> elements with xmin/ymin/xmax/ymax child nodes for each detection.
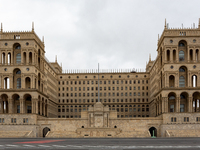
<box><xmin>0</xmin><ymin>138</ymin><xmax>199</xmax><ymax>150</ymax></box>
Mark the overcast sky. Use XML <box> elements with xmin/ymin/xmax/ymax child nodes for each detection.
<box><xmin>0</xmin><ymin>0</ymin><xmax>200</xmax><ymax>72</ymax></box>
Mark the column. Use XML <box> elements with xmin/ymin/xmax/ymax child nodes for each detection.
<box><xmin>0</xmin><ymin>98</ymin><xmax>3</xmax><ymax>113</ymax></box>
<box><xmin>5</xmin><ymin>52</ymin><xmax>7</xmax><ymax>65</ymax></box>
<box><xmin>35</xmin><ymin>99</ymin><xmax>38</xmax><ymax>114</ymax></box>
<box><xmin>40</xmin><ymin>101</ymin><xmax>42</xmax><ymax>115</ymax></box>
<box><xmin>11</xmin><ymin>52</ymin><xmax>13</xmax><ymax>65</ymax></box>
<box><xmin>43</xmin><ymin>103</ymin><xmax>45</xmax><ymax>116</ymax></box>
<box><xmin>21</xmin><ymin>51</ymin><xmax>23</xmax><ymax>64</ymax></box>
<box><xmin>162</xmin><ymin>97</ymin><xmax>165</xmax><ymax>113</ymax></box>
<box><xmin>20</xmin><ymin>99</ymin><xmax>25</xmax><ymax>113</ymax></box>
<box><xmin>0</xmin><ymin>76</ymin><xmax>2</xmax><ymax>89</ymax></box>
<box><xmin>46</xmin><ymin>103</ymin><xmax>48</xmax><ymax>117</ymax></box>
<box><xmin>32</xmin><ymin>52</ymin><xmax>35</xmax><ymax>65</ymax></box>
<box><xmin>36</xmin><ymin>78</ymin><xmax>38</xmax><ymax>90</ymax></box>
<box><xmin>165</xmin><ymin>97</ymin><xmax>168</xmax><ymax>113</ymax></box>
<box><xmin>170</xmin><ymin>50</ymin><xmax>173</xmax><ymax>63</ymax></box>
<box><xmin>188</xmin><ymin>97</ymin><xmax>193</xmax><ymax>112</ymax></box>
<box><xmin>36</xmin><ymin>54</ymin><xmax>38</xmax><ymax>66</ymax></box>
<box><xmin>176</xmin><ymin>49</ymin><xmax>179</xmax><ymax>62</ymax></box>
<box><xmin>193</xmin><ymin>49</ymin><xmax>196</xmax><ymax>62</ymax></box>
<box><xmin>156</xmin><ymin>103</ymin><xmax>158</xmax><ymax>116</ymax></box>
<box><xmin>32</xmin><ymin>100</ymin><xmax>35</xmax><ymax>114</ymax></box>
<box><xmin>9</xmin><ymin>76</ymin><xmax>13</xmax><ymax>89</ymax></box>
<box><xmin>176</xmin><ymin>97</ymin><xmax>180</xmax><ymax>112</ymax></box>
<box><xmin>195</xmin><ymin>99</ymin><xmax>197</xmax><ymax>112</ymax></box>
<box><xmin>8</xmin><ymin>98</ymin><xmax>13</xmax><ymax>114</ymax></box>
<box><xmin>26</xmin><ymin>52</ymin><xmax>29</xmax><ymax>65</ymax></box>
<box><xmin>187</xmin><ymin>48</ymin><xmax>190</xmax><ymax>62</ymax></box>
<box><xmin>188</xmin><ymin>72</ymin><xmax>191</xmax><ymax>87</ymax></box>
<box><xmin>0</xmin><ymin>51</ymin><xmax>1</xmax><ymax>65</ymax></box>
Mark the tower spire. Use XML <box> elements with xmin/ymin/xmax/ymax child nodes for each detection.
<box><xmin>55</xmin><ymin>55</ymin><xmax>57</xmax><ymax>62</ymax></box>
<box><xmin>1</xmin><ymin>23</ymin><xmax>2</xmax><ymax>32</ymax></box>
<box><xmin>199</xmin><ymin>18</ymin><xmax>200</xmax><ymax>28</ymax></box>
<box><xmin>164</xmin><ymin>18</ymin><xmax>167</xmax><ymax>29</ymax></box>
<box><xmin>32</xmin><ymin>22</ymin><xmax>34</xmax><ymax>31</ymax></box>
<box><xmin>149</xmin><ymin>54</ymin><xmax>151</xmax><ymax>61</ymax></box>
<box><xmin>42</xmin><ymin>36</ymin><xmax>44</xmax><ymax>43</ymax></box>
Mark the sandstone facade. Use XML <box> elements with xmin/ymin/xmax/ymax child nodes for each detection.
<box><xmin>0</xmin><ymin>20</ymin><xmax>200</xmax><ymax>138</ymax></box>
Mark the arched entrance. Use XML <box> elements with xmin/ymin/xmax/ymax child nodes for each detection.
<box><xmin>149</xmin><ymin>127</ymin><xmax>157</xmax><ymax>137</ymax></box>
<box><xmin>43</xmin><ymin>127</ymin><xmax>50</xmax><ymax>137</ymax></box>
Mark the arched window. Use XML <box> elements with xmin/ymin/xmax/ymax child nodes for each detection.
<box><xmin>169</xmin><ymin>96</ymin><xmax>175</xmax><ymax>100</ymax></box>
<box><xmin>17</xmin><ymin>78</ymin><xmax>21</xmax><ymax>89</ymax></box>
<box><xmin>16</xmin><ymin>53</ymin><xmax>21</xmax><ymax>64</ymax></box>
<box><xmin>179</xmin><ymin>43</ymin><xmax>185</xmax><ymax>47</ymax></box>
<box><xmin>169</xmin><ymin>75</ymin><xmax>175</xmax><ymax>87</ymax></box>
<box><xmin>190</xmin><ymin>50</ymin><xmax>193</xmax><ymax>61</ymax></box>
<box><xmin>196</xmin><ymin>49</ymin><xmax>199</xmax><ymax>61</ymax></box>
<box><xmin>179</xmin><ymin>67</ymin><xmax>185</xmax><ymax>72</ymax></box>
<box><xmin>180</xmin><ymin>94</ymin><xmax>186</xmax><ymax>99</ymax></box>
<box><xmin>167</xmin><ymin>50</ymin><xmax>170</xmax><ymax>61</ymax></box>
<box><xmin>179</xmin><ymin>76</ymin><xmax>185</xmax><ymax>87</ymax></box>
<box><xmin>179</xmin><ymin>51</ymin><xmax>184</xmax><ymax>61</ymax></box>
<box><xmin>16</xmin><ymin>70</ymin><xmax>21</xmax><ymax>74</ymax></box>
<box><xmin>4</xmin><ymin>77</ymin><xmax>9</xmax><ymax>89</ymax></box>
<box><xmin>192</xmin><ymin>75</ymin><xmax>197</xmax><ymax>87</ymax></box>
<box><xmin>173</xmin><ymin>50</ymin><xmax>176</xmax><ymax>61</ymax></box>
<box><xmin>15</xmin><ymin>45</ymin><xmax>21</xmax><ymax>49</ymax></box>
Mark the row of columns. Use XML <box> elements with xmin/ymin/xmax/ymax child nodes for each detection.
<box><xmin>31</xmin><ymin>99</ymin><xmax>47</xmax><ymax>116</ymax></box>
<box><xmin>0</xmin><ymin>51</ymin><xmax>44</xmax><ymax>71</ymax></box>
<box><xmin>0</xmin><ymin>98</ymin><xmax>48</xmax><ymax>116</ymax></box>
<box><xmin>0</xmin><ymin>75</ymin><xmax>44</xmax><ymax>92</ymax></box>
<box><xmin>165</xmin><ymin>48</ymin><xmax>200</xmax><ymax>62</ymax></box>
<box><xmin>155</xmin><ymin>97</ymin><xmax>194</xmax><ymax>116</ymax></box>
<box><xmin>165</xmin><ymin>73</ymin><xmax>200</xmax><ymax>88</ymax></box>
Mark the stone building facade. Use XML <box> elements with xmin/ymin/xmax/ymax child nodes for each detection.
<box><xmin>0</xmin><ymin>20</ymin><xmax>200</xmax><ymax>138</ymax></box>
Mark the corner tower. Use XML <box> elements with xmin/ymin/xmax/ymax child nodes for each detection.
<box><xmin>149</xmin><ymin>19</ymin><xmax>200</xmax><ymax>117</ymax></box>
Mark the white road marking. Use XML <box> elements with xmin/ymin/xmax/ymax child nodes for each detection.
<box><xmin>64</xmin><ymin>145</ymin><xmax>200</xmax><ymax>149</ymax></box>
<box><xmin>23</xmin><ymin>144</ymin><xmax>36</xmax><ymax>147</ymax></box>
<box><xmin>38</xmin><ymin>144</ymin><xmax>51</xmax><ymax>147</ymax></box>
<box><xmin>52</xmin><ymin>145</ymin><xmax>67</xmax><ymax>148</ymax></box>
<box><xmin>6</xmin><ymin>144</ymin><xmax>19</xmax><ymax>147</ymax></box>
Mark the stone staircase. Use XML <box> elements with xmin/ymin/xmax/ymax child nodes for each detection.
<box><xmin>166</xmin><ymin>130</ymin><xmax>200</xmax><ymax>137</ymax></box>
<box><xmin>0</xmin><ymin>131</ymin><xmax>31</xmax><ymax>138</ymax></box>
<box><xmin>116</xmin><ymin>129</ymin><xmax>151</xmax><ymax>138</ymax></box>
<box><xmin>46</xmin><ymin>131</ymin><xmax>78</xmax><ymax>138</ymax></box>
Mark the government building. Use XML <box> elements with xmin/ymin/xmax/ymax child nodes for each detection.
<box><xmin>0</xmin><ymin>19</ymin><xmax>200</xmax><ymax>138</ymax></box>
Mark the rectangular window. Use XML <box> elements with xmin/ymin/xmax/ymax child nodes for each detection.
<box><xmin>184</xmin><ymin>117</ymin><xmax>189</xmax><ymax>122</ymax></box>
<box><xmin>180</xmin><ymin>104</ymin><xmax>184</xmax><ymax>112</ymax></box>
<box><xmin>27</xmin><ymin>106</ymin><xmax>32</xmax><ymax>113</ymax></box>
<box><xmin>171</xmin><ymin>117</ymin><xmax>176</xmax><ymax>122</ymax></box>
<box><xmin>170</xmin><ymin>105</ymin><xmax>174</xmax><ymax>112</ymax></box>
<box><xmin>11</xmin><ymin>118</ymin><xmax>16</xmax><ymax>123</ymax></box>
<box><xmin>197</xmin><ymin>117</ymin><xmax>200</xmax><ymax>122</ymax></box>
<box><xmin>17</xmin><ymin>105</ymin><xmax>20</xmax><ymax>113</ymax></box>
<box><xmin>23</xmin><ymin>118</ymin><xmax>28</xmax><ymax>123</ymax></box>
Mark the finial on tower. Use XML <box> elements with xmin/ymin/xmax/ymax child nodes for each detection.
<box><xmin>1</xmin><ymin>23</ymin><xmax>2</xmax><ymax>32</ymax></box>
<box><xmin>199</xmin><ymin>18</ymin><xmax>200</xmax><ymax>28</ymax></box>
<box><xmin>32</xmin><ymin>22</ymin><xmax>34</xmax><ymax>31</ymax></box>
<box><xmin>42</xmin><ymin>36</ymin><xmax>44</xmax><ymax>43</ymax></box>
<box><xmin>149</xmin><ymin>54</ymin><xmax>151</xmax><ymax>61</ymax></box>
<box><xmin>158</xmin><ymin>34</ymin><xmax>159</xmax><ymax>41</ymax></box>
<box><xmin>55</xmin><ymin>55</ymin><xmax>57</xmax><ymax>62</ymax></box>
<box><xmin>164</xmin><ymin>18</ymin><xmax>167</xmax><ymax>29</ymax></box>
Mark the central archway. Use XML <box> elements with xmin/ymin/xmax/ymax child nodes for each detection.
<box><xmin>149</xmin><ymin>127</ymin><xmax>157</xmax><ymax>137</ymax></box>
<box><xmin>43</xmin><ymin>127</ymin><xmax>50</xmax><ymax>137</ymax></box>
